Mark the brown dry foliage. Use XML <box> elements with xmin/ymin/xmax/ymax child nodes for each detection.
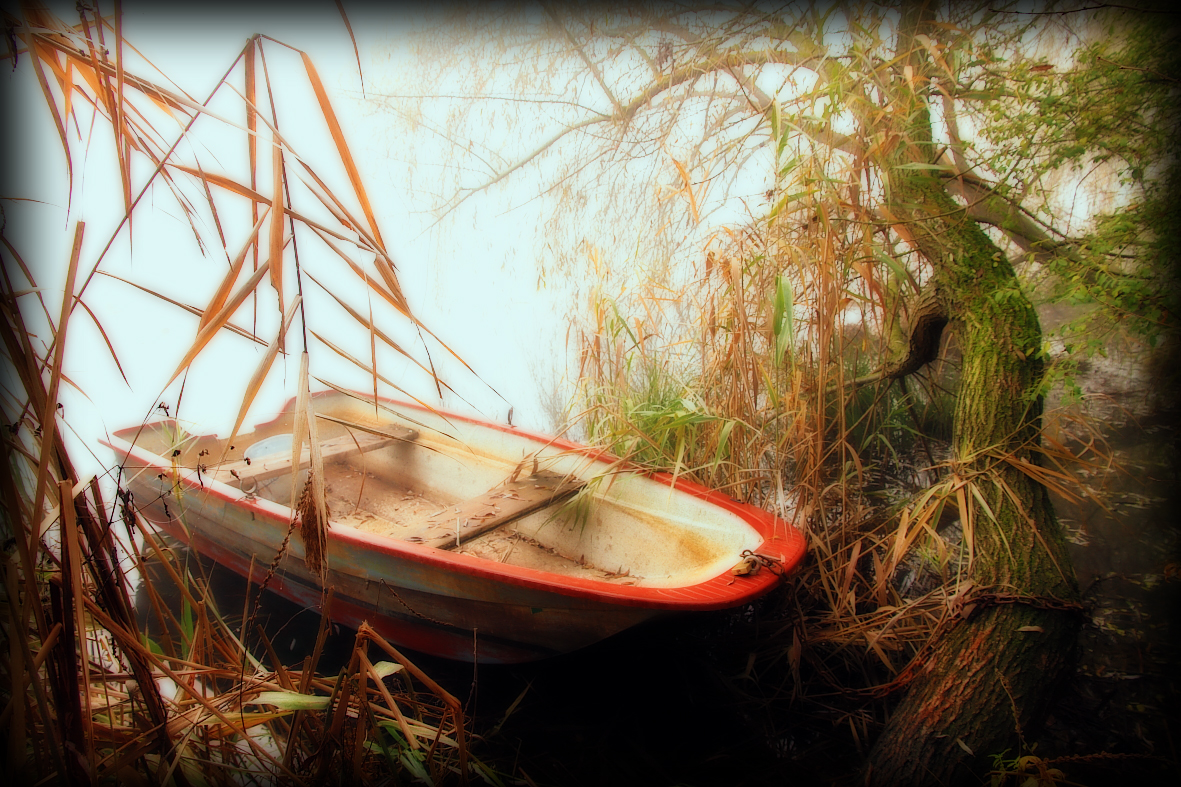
<box><xmin>1</xmin><ymin>5</ymin><xmax>475</xmax><ymax>785</ymax></box>
<box><xmin>571</xmin><ymin>152</ymin><xmax>1109</xmax><ymax>731</ymax></box>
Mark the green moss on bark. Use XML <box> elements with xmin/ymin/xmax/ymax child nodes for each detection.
<box><xmin>865</xmin><ymin>5</ymin><xmax>1082</xmax><ymax>784</ymax></box>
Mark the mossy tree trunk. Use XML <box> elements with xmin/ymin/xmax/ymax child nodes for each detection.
<box><xmin>865</xmin><ymin>5</ymin><xmax>1083</xmax><ymax>784</ymax></box>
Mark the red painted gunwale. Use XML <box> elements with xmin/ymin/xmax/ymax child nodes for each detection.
<box><xmin>104</xmin><ymin>392</ymin><xmax>806</xmax><ymax>612</ymax></box>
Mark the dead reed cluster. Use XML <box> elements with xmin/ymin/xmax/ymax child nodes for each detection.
<box><xmin>2</xmin><ymin>5</ymin><xmax>482</xmax><ymax>784</ymax></box>
<box><xmin>569</xmin><ymin>161</ymin><xmax>1104</xmax><ymax>743</ymax></box>
<box><xmin>0</xmin><ymin>232</ymin><xmax>476</xmax><ymax>785</ymax></box>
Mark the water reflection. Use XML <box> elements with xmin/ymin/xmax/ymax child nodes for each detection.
<box><xmin>1033</xmin><ymin>323</ymin><xmax>1180</xmax><ymax>780</ymax></box>
<box><xmin>1040</xmin><ymin>405</ymin><xmax>1180</xmax><ymax>773</ymax></box>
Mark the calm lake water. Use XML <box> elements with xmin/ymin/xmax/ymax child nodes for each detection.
<box><xmin>1033</xmin><ymin>340</ymin><xmax>1180</xmax><ymax>784</ymax></box>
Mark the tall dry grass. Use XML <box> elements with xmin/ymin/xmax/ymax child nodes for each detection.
<box><xmin>569</xmin><ymin>150</ymin><xmax>1106</xmax><ymax>742</ymax></box>
<box><xmin>1</xmin><ymin>4</ymin><xmax>478</xmax><ymax>784</ymax></box>
<box><xmin>1</xmin><ymin>230</ymin><xmax>473</xmax><ymax>784</ymax></box>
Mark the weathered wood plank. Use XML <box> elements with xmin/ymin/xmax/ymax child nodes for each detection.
<box><xmin>421</xmin><ymin>470</ymin><xmax>585</xmax><ymax>551</ymax></box>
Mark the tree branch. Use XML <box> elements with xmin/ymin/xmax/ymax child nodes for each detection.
<box><xmin>435</xmin><ymin>46</ymin><xmax>854</xmax><ymax>221</ymax></box>
<box><xmin>542</xmin><ymin>5</ymin><xmax>625</xmax><ymax>118</ymax></box>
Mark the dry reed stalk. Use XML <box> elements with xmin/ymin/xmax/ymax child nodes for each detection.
<box><xmin>296</xmin><ymin>471</ymin><xmax>329</xmax><ymax>577</ymax></box>
<box><xmin>567</xmin><ymin>157</ymin><xmax>978</xmax><ymax>727</ymax></box>
<box><xmin>1</xmin><ymin>8</ymin><xmax>480</xmax><ymax>783</ymax></box>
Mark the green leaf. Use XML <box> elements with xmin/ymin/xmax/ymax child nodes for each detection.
<box><xmin>768</xmin><ymin>190</ymin><xmax>811</xmax><ymax>220</ymax></box>
<box><xmin>143</xmin><ymin>635</ymin><xmax>164</xmax><ymax>657</ymax></box>
<box><xmin>778</xmin><ymin>155</ymin><xmax>800</xmax><ymax>177</ymax></box>
<box><xmin>874</xmin><ymin>249</ymin><xmax>917</xmax><ymax>292</ymax></box>
<box><xmin>248</xmin><ymin>691</ymin><xmax>331</xmax><ymax>710</ymax></box>
<box><xmin>893</xmin><ymin>162</ymin><xmax>951</xmax><ymax>171</ymax></box>
<box><xmin>712</xmin><ymin>419</ymin><xmax>736</xmax><ymax>470</ymax></box>
<box><xmin>772</xmin><ymin>273</ymin><xmax>795</xmax><ymax>362</ymax></box>
<box><xmin>399</xmin><ymin>749</ymin><xmax>433</xmax><ymax>784</ymax></box>
<box><xmin>371</xmin><ymin>660</ymin><xmax>404</xmax><ymax>679</ymax></box>
<box><xmin>180</xmin><ymin>596</ymin><xmax>194</xmax><ymax>646</ymax></box>
<box><xmin>778</xmin><ymin>139</ymin><xmax>793</xmax><ymax>167</ymax></box>
<box><xmin>955</xmin><ymin>89</ymin><xmax>1010</xmax><ymax>101</ymax></box>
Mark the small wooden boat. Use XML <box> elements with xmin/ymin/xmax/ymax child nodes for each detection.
<box><xmin>105</xmin><ymin>391</ymin><xmax>805</xmax><ymax>663</ymax></box>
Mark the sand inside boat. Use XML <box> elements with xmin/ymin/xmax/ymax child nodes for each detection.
<box><xmin>320</xmin><ymin>460</ymin><xmax>640</xmax><ymax>585</ymax></box>
<box><xmin>196</xmin><ymin>421</ymin><xmax>643</xmax><ymax>586</ymax></box>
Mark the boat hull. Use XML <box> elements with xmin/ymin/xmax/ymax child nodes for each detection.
<box><xmin>109</xmin><ymin>394</ymin><xmax>805</xmax><ymax>663</ymax></box>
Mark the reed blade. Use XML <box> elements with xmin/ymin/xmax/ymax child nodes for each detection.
<box><xmin>268</xmin><ymin>138</ymin><xmax>286</xmax><ymax>330</ymax></box>
<box><xmin>199</xmin><ymin>206</ymin><xmax>270</xmax><ymax>330</ymax></box>
<box><xmin>227</xmin><ymin>294</ymin><xmax>301</xmax><ymax>449</ymax></box>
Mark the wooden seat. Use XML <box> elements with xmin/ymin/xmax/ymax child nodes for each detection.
<box><xmin>414</xmin><ymin>470</ymin><xmax>586</xmax><ymax>550</ymax></box>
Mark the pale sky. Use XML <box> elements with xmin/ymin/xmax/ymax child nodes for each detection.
<box><xmin>2</xmin><ymin>3</ymin><xmax>578</xmax><ymax>482</ymax></box>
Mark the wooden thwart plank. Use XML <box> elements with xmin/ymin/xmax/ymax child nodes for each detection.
<box><xmin>423</xmin><ymin>470</ymin><xmax>585</xmax><ymax>551</ymax></box>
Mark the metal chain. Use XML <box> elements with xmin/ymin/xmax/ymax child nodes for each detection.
<box><xmin>379</xmin><ymin>579</ymin><xmax>459</xmax><ymax>630</ymax></box>
<box><xmin>740</xmin><ymin>549</ymin><xmax>790</xmax><ymax>578</ymax></box>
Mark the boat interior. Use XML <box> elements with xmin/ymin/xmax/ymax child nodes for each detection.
<box><xmin>121</xmin><ymin>393</ymin><xmax>765</xmax><ymax>588</ymax></box>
